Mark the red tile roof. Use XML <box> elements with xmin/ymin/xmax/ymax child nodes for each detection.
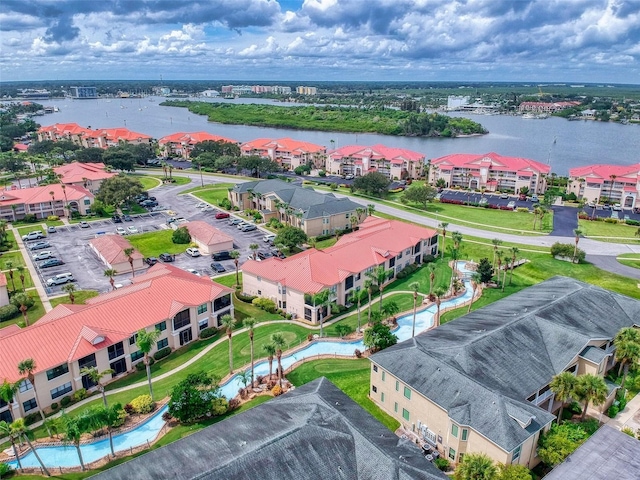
<box><xmin>186</xmin><ymin>221</ymin><xmax>233</xmax><ymax>245</ymax></box>
<box><xmin>241</xmin><ymin>137</ymin><xmax>325</xmax><ymax>155</ymax></box>
<box><xmin>243</xmin><ymin>218</ymin><xmax>436</xmax><ymax>294</ymax></box>
<box><xmin>54</xmin><ymin>162</ymin><xmax>115</xmax><ymax>184</ymax></box>
<box><xmin>0</xmin><ymin>324</ymin><xmax>20</xmax><ymax>339</ymax></box>
<box><xmin>0</xmin><ymin>272</ymin><xmax>6</xmax><ymax>287</ymax></box>
<box><xmin>328</xmin><ymin>144</ymin><xmax>424</xmax><ymax>163</ymax></box>
<box><xmin>0</xmin><ymin>184</ymin><xmax>92</xmax><ymax>207</ymax></box>
<box><xmin>158</xmin><ymin>131</ymin><xmax>238</xmax><ymax>146</ymax></box>
<box><xmin>0</xmin><ymin>264</ymin><xmax>233</xmax><ymax>382</ymax></box>
<box><xmin>89</xmin><ymin>235</ymin><xmax>144</xmax><ymax>265</ymax></box>
<box><xmin>569</xmin><ymin>163</ymin><xmax>640</xmax><ymax>182</ymax></box>
<box><xmin>431</xmin><ymin>152</ymin><xmax>550</xmax><ymax>174</ymax></box>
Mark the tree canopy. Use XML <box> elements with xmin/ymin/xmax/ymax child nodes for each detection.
<box><xmin>353</xmin><ymin>172</ymin><xmax>391</xmax><ymax>197</ymax></box>
<box><xmin>96</xmin><ymin>174</ymin><xmax>144</xmax><ymax>208</ymax></box>
<box><xmin>167</xmin><ymin>372</ymin><xmax>227</xmax><ymax>424</ymax></box>
<box><xmin>401</xmin><ymin>183</ymin><xmax>437</xmax><ymax>208</ymax></box>
<box><xmin>363</xmin><ymin>322</ymin><xmax>397</xmax><ymax>352</ymax></box>
<box><xmin>274</xmin><ymin>226</ymin><xmax>308</xmax><ymax>251</ymax></box>
<box><xmin>190</xmin><ymin>140</ymin><xmax>240</xmax><ymax>159</ymax></box>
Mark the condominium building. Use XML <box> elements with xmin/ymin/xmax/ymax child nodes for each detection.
<box><xmin>296</xmin><ymin>86</ymin><xmax>317</xmax><ymax>95</ymax></box>
<box><xmin>0</xmin><ymin>264</ymin><xmax>233</xmax><ymax>421</ymax></box>
<box><xmin>240</xmin><ymin>138</ymin><xmax>326</xmax><ymax>170</ymax></box>
<box><xmin>0</xmin><ymin>184</ymin><xmax>93</xmax><ymax>221</ymax></box>
<box><xmin>567</xmin><ymin>163</ymin><xmax>640</xmax><ymax>208</ymax></box>
<box><xmin>429</xmin><ymin>152</ymin><xmax>550</xmax><ymax>194</ymax></box>
<box><xmin>69</xmin><ymin>87</ymin><xmax>98</xmax><ymax>99</ymax></box>
<box><xmin>38</xmin><ymin>123</ymin><xmax>153</xmax><ymax>149</ymax></box>
<box><xmin>370</xmin><ymin>277</ymin><xmax>639</xmax><ymax>468</ymax></box>
<box><xmin>242</xmin><ymin>217</ymin><xmax>438</xmax><ymax>322</ymax></box>
<box><xmin>158</xmin><ymin>132</ymin><xmax>238</xmax><ymax>159</ymax></box>
<box><xmin>53</xmin><ymin>162</ymin><xmax>115</xmax><ymax>194</ymax></box>
<box><xmin>326</xmin><ymin>144</ymin><xmax>425</xmax><ymax>180</ymax></box>
<box><xmin>228</xmin><ymin>179</ymin><xmax>363</xmax><ymax>237</ymax></box>
<box><xmin>518</xmin><ymin>101</ymin><xmax>580</xmax><ymax>113</ymax></box>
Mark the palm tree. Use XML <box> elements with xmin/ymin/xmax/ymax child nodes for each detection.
<box><xmin>438</xmin><ymin>222</ymin><xmax>449</xmax><ymax>258</ymax></box>
<box><xmin>103</xmin><ymin>268</ymin><xmax>117</xmax><ymax>291</ymax></box>
<box><xmin>123</xmin><ymin>247</ymin><xmax>135</xmax><ymax>278</ymax></box>
<box><xmin>0</xmin><ymin>379</ymin><xmax>17</xmax><ymax>410</ymax></box>
<box><xmin>381</xmin><ymin>301</ymin><xmax>400</xmax><ymax>322</ymax></box>
<box><xmin>62</xmin><ymin>414</ymin><xmax>88</xmax><ymax>471</ymax></box>
<box><xmin>572</xmin><ymin>228</ymin><xmax>583</xmax><ymax>262</ymax></box>
<box><xmin>409</xmin><ymin>281</ymin><xmax>421</xmax><ymax>338</ymax></box>
<box><xmin>18</xmin><ymin>358</ymin><xmax>45</xmax><ymax>421</ymax></box>
<box><xmin>220</xmin><ymin>314</ymin><xmax>235</xmax><ymax>374</ymax></box>
<box><xmin>468</xmin><ymin>272</ymin><xmax>482</xmax><ymax>313</ymax></box>
<box><xmin>574</xmin><ymin>374</ymin><xmax>608</xmax><ymax>421</ymax></box>
<box><xmin>80</xmin><ymin>366</ymin><xmax>115</xmax><ymax>407</ymax></box>
<box><xmin>13</xmin><ymin>292</ymin><xmax>31</xmax><ymax>327</ymax></box>
<box><xmin>263</xmin><ymin>343</ymin><xmax>276</xmax><ymax>380</ymax></box>
<box><xmin>608</xmin><ymin>174</ymin><xmax>617</xmax><ymax>203</ymax></box>
<box><xmin>88</xmin><ymin>403</ymin><xmax>121</xmax><ymax>458</ymax></box>
<box><xmin>491</xmin><ymin>238</ymin><xmax>502</xmax><ymax>271</ymax></box>
<box><xmin>364</xmin><ymin>279</ymin><xmax>373</xmax><ymax>325</ymax></box>
<box><xmin>16</xmin><ymin>264</ymin><xmax>26</xmax><ymax>291</ymax></box>
<box><xmin>271</xmin><ymin>333</ymin><xmax>286</xmax><ymax>387</ymax></box>
<box><xmin>309</xmin><ymin>289</ymin><xmax>331</xmax><ymax>338</ymax></box>
<box><xmin>549</xmin><ymin>372</ymin><xmax>577</xmax><ymax>424</ymax></box>
<box><xmin>62</xmin><ymin>282</ymin><xmax>77</xmax><ymax>304</ymax></box>
<box><xmin>136</xmin><ymin>328</ymin><xmax>161</xmax><ymax>400</ymax></box>
<box><xmin>433</xmin><ymin>286</ymin><xmax>446</xmax><ymax>328</ymax></box>
<box><xmin>614</xmin><ymin>327</ymin><xmax>640</xmax><ymax>389</ymax></box>
<box><xmin>367</xmin><ymin>265</ymin><xmax>393</xmax><ymax>311</ymax></box>
<box><xmin>495</xmin><ymin>250</ymin><xmax>504</xmax><ymax>287</ymax></box>
<box><xmin>353</xmin><ymin>288</ymin><xmax>368</xmax><ymax>334</ymax></box>
<box><xmin>367</xmin><ymin>203</ymin><xmax>375</xmax><ymax>216</ymax></box>
<box><xmin>230</xmin><ymin>250</ymin><xmax>240</xmax><ymax>286</ymax></box>
<box><xmin>243</xmin><ymin>317</ymin><xmax>257</xmax><ymax>387</ymax></box>
<box><xmin>10</xmin><ymin>418</ymin><xmax>51</xmax><ymax>476</ymax></box>
<box><xmin>427</xmin><ymin>263</ymin><xmax>436</xmax><ymax>296</ymax></box>
<box><xmin>249</xmin><ymin>243</ymin><xmax>259</xmax><ymax>260</ymax></box>
<box><xmin>4</xmin><ymin>260</ymin><xmax>16</xmax><ymax>292</ymax></box>
<box><xmin>0</xmin><ymin>420</ymin><xmax>24</xmax><ymax>473</ymax></box>
<box><xmin>509</xmin><ymin>247</ymin><xmax>519</xmax><ymax>285</ymax></box>
<box><xmin>453</xmin><ymin>452</ymin><xmax>497</xmax><ymax>480</ymax></box>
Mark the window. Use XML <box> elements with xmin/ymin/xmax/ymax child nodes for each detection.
<box><xmin>214</xmin><ymin>294</ymin><xmax>231</xmax><ymax>311</ymax></box>
<box><xmin>23</xmin><ymin>398</ymin><xmax>38</xmax><ymax>412</ymax></box>
<box><xmin>355</xmin><ymin>273</ymin><xmax>361</xmax><ymax>281</ymax></box>
<box><xmin>78</xmin><ymin>353</ymin><xmax>97</xmax><ymax>370</ymax></box>
<box><xmin>394</xmin><ymin>402</ymin><xmax>398</xmax><ymax>413</ymax></box>
<box><xmin>155</xmin><ymin>321</ymin><xmax>167</xmax><ymax>332</ymax></box>
<box><xmin>19</xmin><ymin>380</ymin><xmax>33</xmax><ymax>393</ymax></box>
<box><xmin>462</xmin><ymin>429</ymin><xmax>468</xmax><ymax>441</ymax></box>
<box><xmin>173</xmin><ymin>309</ymin><xmax>191</xmax><ymax>331</ymax></box>
<box><xmin>395</xmin><ymin>380</ymin><xmax>399</xmax><ymax>391</ymax></box>
<box><xmin>373</xmin><ymin>365</ymin><xmax>378</xmax><ymax>372</ymax></box>
<box><xmin>157</xmin><ymin>338</ymin><xmax>168</xmax><ymax>350</ymax></box>
<box><xmin>512</xmin><ymin>445</ymin><xmax>521</xmax><ymax>461</ymax></box>
<box><xmin>404</xmin><ymin>386</ymin><xmax>411</xmax><ymax>399</ymax></box>
<box><xmin>198</xmin><ymin>319</ymin><xmax>209</xmax><ymax>331</ymax></box>
<box><xmin>451</xmin><ymin>424</ymin><xmax>459</xmax><ymax>438</ymax></box>
<box><xmin>50</xmin><ymin>382</ymin><xmax>72</xmax><ymax>399</ymax></box>
<box><xmin>402</xmin><ymin>408</ymin><xmax>410</xmax><ymax>421</ymax></box>
<box><xmin>372</xmin><ymin>385</ymin><xmax>377</xmax><ymax>393</ymax></box>
<box><xmin>257</xmin><ymin>290</ymin><xmax>262</xmax><ymax>295</ymax></box>
<box><xmin>381</xmin><ymin>392</ymin><xmax>385</xmax><ymax>402</ymax></box>
<box><xmin>84</xmin><ymin>199</ymin><xmax>91</xmax><ymax>205</ymax></box>
<box><xmin>197</xmin><ymin>303</ymin><xmax>208</xmax><ymax>315</ymax></box>
<box><xmin>449</xmin><ymin>448</ymin><xmax>456</xmax><ymax>461</ymax></box>
<box><xmin>110</xmin><ymin>358</ymin><xmax>127</xmax><ymax>376</ymax></box>
<box><xmin>46</xmin><ymin>363</ymin><xmax>69</xmax><ymax>381</ymax></box>
<box><xmin>131</xmin><ymin>350</ymin><xmax>144</xmax><ymax>362</ymax></box>
<box><xmin>107</xmin><ymin>342</ymin><xmax>125</xmax><ymax>360</ymax></box>
<box><xmin>129</xmin><ymin>333</ymin><xmax>138</xmax><ymax>346</ymax></box>
<box><xmin>382</xmin><ymin>371</ymin><xmax>386</xmax><ymax>381</ymax></box>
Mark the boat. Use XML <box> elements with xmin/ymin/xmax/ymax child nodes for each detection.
<box><xmin>522</xmin><ymin>113</ymin><xmax>536</xmax><ymax>119</ymax></box>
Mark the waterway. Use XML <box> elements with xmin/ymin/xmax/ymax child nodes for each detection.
<box><xmin>38</xmin><ymin>97</ymin><xmax>639</xmax><ymax>176</ymax></box>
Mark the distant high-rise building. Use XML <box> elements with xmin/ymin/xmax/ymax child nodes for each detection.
<box><xmin>69</xmin><ymin>86</ymin><xmax>98</xmax><ymax>99</ymax></box>
<box><xmin>296</xmin><ymin>86</ymin><xmax>318</xmax><ymax>95</ymax></box>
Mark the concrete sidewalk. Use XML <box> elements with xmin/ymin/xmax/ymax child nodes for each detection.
<box><xmin>606</xmin><ymin>391</ymin><xmax>640</xmax><ymax>433</ymax></box>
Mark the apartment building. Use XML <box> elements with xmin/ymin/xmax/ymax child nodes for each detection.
<box><xmin>518</xmin><ymin>101</ymin><xmax>580</xmax><ymax>113</ymax></box>
<box><xmin>157</xmin><ymin>132</ymin><xmax>238</xmax><ymax>159</ymax></box>
<box><xmin>242</xmin><ymin>217</ymin><xmax>438</xmax><ymax>322</ymax></box>
<box><xmin>229</xmin><ymin>179</ymin><xmax>363</xmax><ymax>237</ymax></box>
<box><xmin>429</xmin><ymin>152</ymin><xmax>550</xmax><ymax>194</ymax></box>
<box><xmin>240</xmin><ymin>138</ymin><xmax>326</xmax><ymax>170</ymax></box>
<box><xmin>567</xmin><ymin>163</ymin><xmax>640</xmax><ymax>208</ymax></box>
<box><xmin>0</xmin><ymin>184</ymin><xmax>93</xmax><ymax>221</ymax></box>
<box><xmin>296</xmin><ymin>86</ymin><xmax>317</xmax><ymax>95</ymax></box>
<box><xmin>38</xmin><ymin>123</ymin><xmax>152</xmax><ymax>149</ymax></box>
<box><xmin>370</xmin><ymin>277</ymin><xmax>640</xmax><ymax>468</ymax></box>
<box><xmin>53</xmin><ymin>162</ymin><xmax>115</xmax><ymax>194</ymax></box>
<box><xmin>326</xmin><ymin>144</ymin><xmax>425</xmax><ymax>180</ymax></box>
<box><xmin>0</xmin><ymin>264</ymin><xmax>233</xmax><ymax>421</ymax></box>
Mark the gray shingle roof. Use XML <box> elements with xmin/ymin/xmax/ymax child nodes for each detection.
<box><xmin>372</xmin><ymin>276</ymin><xmax>640</xmax><ymax>453</ymax></box>
<box><xmin>89</xmin><ymin>378</ymin><xmax>447</xmax><ymax>480</ymax></box>
<box><xmin>543</xmin><ymin>425</ymin><xmax>640</xmax><ymax>480</ymax></box>
<box><xmin>579</xmin><ymin>346</ymin><xmax>609</xmax><ymax>365</ymax></box>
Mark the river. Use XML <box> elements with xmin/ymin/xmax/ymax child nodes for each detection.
<box><xmin>37</xmin><ymin>96</ymin><xmax>640</xmax><ymax>176</ymax></box>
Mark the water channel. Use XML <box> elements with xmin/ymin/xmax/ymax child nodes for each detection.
<box><xmin>9</xmin><ymin>262</ymin><xmax>474</xmax><ymax>469</ymax></box>
<box><xmin>38</xmin><ymin>96</ymin><xmax>640</xmax><ymax>176</ymax></box>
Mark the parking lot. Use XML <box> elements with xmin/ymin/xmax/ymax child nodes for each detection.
<box><xmin>24</xmin><ymin>186</ymin><xmax>275</xmax><ymax>297</ymax></box>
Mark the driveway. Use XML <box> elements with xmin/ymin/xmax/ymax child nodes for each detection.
<box><xmin>550</xmin><ymin>206</ymin><xmax>578</xmax><ymax>237</ymax></box>
<box><xmin>585</xmin><ymin>255</ymin><xmax>640</xmax><ymax>280</ymax></box>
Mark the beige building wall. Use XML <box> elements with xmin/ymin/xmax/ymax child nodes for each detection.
<box><xmin>0</xmin><ymin>284</ymin><xmax>9</xmax><ymax>307</ymax></box>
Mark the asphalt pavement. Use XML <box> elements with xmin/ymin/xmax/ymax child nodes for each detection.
<box><xmin>550</xmin><ymin>206</ymin><xmax>578</xmax><ymax>237</ymax></box>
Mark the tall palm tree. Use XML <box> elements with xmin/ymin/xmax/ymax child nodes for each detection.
<box><xmin>123</xmin><ymin>247</ymin><xmax>135</xmax><ymax>278</ymax></box>
<box><xmin>88</xmin><ymin>403</ymin><xmax>121</xmax><ymax>458</ymax></box>
<box><xmin>381</xmin><ymin>301</ymin><xmax>399</xmax><ymax>322</ymax></box>
<box><xmin>438</xmin><ymin>222</ymin><xmax>449</xmax><ymax>258</ymax></box>
<box><xmin>549</xmin><ymin>372</ymin><xmax>577</xmax><ymax>424</ymax></box>
<box><xmin>10</xmin><ymin>418</ymin><xmax>51</xmax><ymax>476</ymax></box>
<box><xmin>249</xmin><ymin>243</ymin><xmax>259</xmax><ymax>260</ymax></box>
<box><xmin>409</xmin><ymin>281</ymin><xmax>421</xmax><ymax>338</ymax></box>
<box><xmin>453</xmin><ymin>452</ymin><xmax>497</xmax><ymax>480</ymax></box>
<box><xmin>572</xmin><ymin>228</ymin><xmax>583</xmax><ymax>262</ymax></box>
<box><xmin>230</xmin><ymin>250</ymin><xmax>241</xmax><ymax>286</ymax></box>
<box><xmin>309</xmin><ymin>289</ymin><xmax>330</xmax><ymax>337</ymax></box>
<box><xmin>16</xmin><ymin>264</ymin><xmax>26</xmax><ymax>291</ymax></box>
<box><xmin>574</xmin><ymin>374</ymin><xmax>608</xmax><ymax>421</ymax></box>
<box><xmin>367</xmin><ymin>265</ymin><xmax>393</xmax><ymax>311</ymax></box>
<box><xmin>18</xmin><ymin>358</ymin><xmax>45</xmax><ymax>421</ymax></box>
<box><xmin>468</xmin><ymin>272</ymin><xmax>482</xmax><ymax>313</ymax></box>
<box><xmin>13</xmin><ymin>292</ymin><xmax>31</xmax><ymax>327</ymax></box>
<box><xmin>62</xmin><ymin>282</ymin><xmax>77</xmax><ymax>304</ymax></box>
<box><xmin>0</xmin><ymin>420</ymin><xmax>24</xmax><ymax>472</ymax></box>
<box><xmin>495</xmin><ymin>250</ymin><xmax>504</xmax><ymax>287</ymax></box>
<box><xmin>103</xmin><ymin>268</ymin><xmax>118</xmax><ymax>291</ymax></box>
<box><xmin>243</xmin><ymin>317</ymin><xmax>257</xmax><ymax>387</ymax></box>
<box><xmin>62</xmin><ymin>414</ymin><xmax>88</xmax><ymax>471</ymax></box>
<box><xmin>220</xmin><ymin>314</ymin><xmax>235</xmax><ymax>374</ymax></box>
<box><xmin>367</xmin><ymin>203</ymin><xmax>375</xmax><ymax>216</ymax></box>
<box><xmin>427</xmin><ymin>263</ymin><xmax>436</xmax><ymax>296</ymax></box>
<box><xmin>271</xmin><ymin>333</ymin><xmax>286</xmax><ymax>387</ymax></box>
<box><xmin>608</xmin><ymin>174</ymin><xmax>617</xmax><ymax>203</ymax></box>
<box><xmin>509</xmin><ymin>247</ymin><xmax>519</xmax><ymax>285</ymax></box>
<box><xmin>353</xmin><ymin>288</ymin><xmax>368</xmax><ymax>334</ymax></box>
<box><xmin>136</xmin><ymin>328</ymin><xmax>161</xmax><ymax>400</ymax></box>
<box><xmin>0</xmin><ymin>379</ymin><xmax>17</xmax><ymax>410</ymax></box>
<box><xmin>263</xmin><ymin>343</ymin><xmax>276</xmax><ymax>380</ymax></box>
<box><xmin>433</xmin><ymin>286</ymin><xmax>446</xmax><ymax>328</ymax></box>
<box><xmin>4</xmin><ymin>260</ymin><xmax>16</xmax><ymax>292</ymax></box>
<box><xmin>364</xmin><ymin>279</ymin><xmax>373</xmax><ymax>325</ymax></box>
<box><xmin>614</xmin><ymin>327</ymin><xmax>640</xmax><ymax>389</ymax></box>
<box><xmin>80</xmin><ymin>366</ymin><xmax>115</xmax><ymax>407</ymax></box>
<box><xmin>491</xmin><ymin>238</ymin><xmax>502</xmax><ymax>271</ymax></box>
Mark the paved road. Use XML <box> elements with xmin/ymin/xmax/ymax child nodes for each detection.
<box><xmin>586</xmin><ymin>255</ymin><xmax>640</xmax><ymax>280</ymax></box>
<box><xmin>550</xmin><ymin>205</ymin><xmax>578</xmax><ymax>237</ymax></box>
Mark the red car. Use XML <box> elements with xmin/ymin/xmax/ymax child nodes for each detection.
<box><xmin>215</xmin><ymin>212</ymin><xmax>230</xmax><ymax>219</ymax></box>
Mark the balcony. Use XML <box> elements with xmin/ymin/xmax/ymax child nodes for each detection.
<box><xmin>532</xmin><ymin>389</ymin><xmax>554</xmax><ymax>406</ymax></box>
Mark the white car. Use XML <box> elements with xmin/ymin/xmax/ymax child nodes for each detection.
<box><xmin>612</xmin><ymin>203</ymin><xmax>622</xmax><ymax>211</ymax></box>
<box><xmin>22</xmin><ymin>231</ymin><xmax>44</xmax><ymax>241</ymax></box>
<box><xmin>263</xmin><ymin>234</ymin><xmax>276</xmax><ymax>243</ymax></box>
<box><xmin>33</xmin><ymin>250</ymin><xmax>54</xmax><ymax>261</ymax></box>
<box><xmin>202</xmin><ymin>206</ymin><xmax>214</xmax><ymax>212</ymax></box>
<box><xmin>116</xmin><ymin>227</ymin><xmax>127</xmax><ymax>235</ymax></box>
<box><xmin>196</xmin><ymin>202</ymin><xmax>206</xmax><ymax>208</ymax></box>
<box><xmin>186</xmin><ymin>247</ymin><xmax>201</xmax><ymax>257</ymax></box>
<box><xmin>507</xmin><ymin>201</ymin><xmax>516</xmax><ymax>209</ymax></box>
<box><xmin>127</xmin><ymin>226</ymin><xmax>139</xmax><ymax>234</ymax></box>
<box><xmin>185</xmin><ymin>268</ymin><xmax>202</xmax><ymax>276</ymax></box>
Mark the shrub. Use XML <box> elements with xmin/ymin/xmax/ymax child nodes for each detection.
<box><xmin>625</xmin><ymin>219</ymin><xmax>640</xmax><ymax>226</ymax></box>
<box><xmin>211</xmin><ymin>397</ymin><xmax>229</xmax><ymax>416</ymax></box>
<box><xmin>123</xmin><ymin>403</ymin><xmax>135</xmax><ymax>415</ymax></box>
<box><xmin>10</xmin><ymin>295</ymin><xmax>35</xmax><ymax>310</ymax></box>
<box><xmin>318</xmin><ymin>170</ymin><xmax>326</xmax><ymax>177</ymax></box>
<box><xmin>73</xmin><ymin>388</ymin><xmax>87</xmax><ymax>402</ymax></box>
<box><xmin>0</xmin><ymin>462</ymin><xmax>13</xmax><ymax>476</ymax></box>
<box><xmin>252</xmin><ymin>297</ymin><xmax>277</xmax><ymax>313</ymax></box>
<box><xmin>162</xmin><ymin>411</ymin><xmax>173</xmax><ymax>422</ymax></box>
<box><xmin>199</xmin><ymin>327</ymin><xmax>218</xmax><ymax>339</ymax></box>
<box><xmin>47</xmin><ymin>215</ymin><xmax>60</xmax><ymax>221</ymax></box>
<box><xmin>354</xmin><ymin>348</ymin><xmax>363</xmax><ymax>358</ymax></box>
<box><xmin>111</xmin><ymin>407</ymin><xmax>127</xmax><ymax>428</ymax></box>
<box><xmin>434</xmin><ymin>458</ymin><xmax>450</xmax><ymax>471</ymax></box>
<box><xmin>130</xmin><ymin>394</ymin><xmax>155</xmax><ymax>414</ymax></box>
<box><xmin>422</xmin><ymin>254</ymin><xmax>436</xmax><ymax>264</ymax></box>
<box><xmin>621</xmin><ymin>426</ymin><xmax>636</xmax><ymax>437</ymax></box>
<box><xmin>153</xmin><ymin>347</ymin><xmax>171</xmax><ymax>361</ymax></box>
<box><xmin>307</xmin><ymin>333</ymin><xmax>314</xmax><ymax>342</ymax></box>
<box><xmin>272</xmin><ymin>384</ymin><xmax>283</xmax><ymax>396</ymax></box>
<box><xmin>228</xmin><ymin>398</ymin><xmax>241</xmax><ymax>411</ymax></box>
<box><xmin>604</xmin><ymin>217</ymin><xmax>619</xmax><ymax>224</ymax></box>
<box><xmin>568</xmin><ymin>401</ymin><xmax>582</xmax><ymax>415</ymax></box>
<box><xmin>236</xmin><ymin>291</ymin><xmax>257</xmax><ymax>303</ymax></box>
<box><xmin>329</xmin><ymin>183</ymin><xmax>338</xmax><ymax>191</ymax></box>
<box><xmin>550</xmin><ymin>242</ymin><xmax>585</xmax><ymax>262</ymax></box>
<box><xmin>50</xmin><ymin>402</ymin><xmax>59</xmax><ymax>411</ymax></box>
<box><xmin>23</xmin><ymin>214</ymin><xmax>38</xmax><ymax>223</ymax></box>
<box><xmin>24</xmin><ymin>412</ymin><xmax>40</xmax><ymax>426</ymax></box>
<box><xmin>60</xmin><ymin>395</ymin><xmax>72</xmax><ymax>407</ymax></box>
<box><xmin>0</xmin><ymin>304</ymin><xmax>19</xmax><ymax>322</ymax></box>
<box><xmin>172</xmin><ymin>226</ymin><xmax>191</xmax><ymax>244</ymax></box>
<box><xmin>607</xmin><ymin>405</ymin><xmax>620</xmax><ymax>418</ymax></box>
<box><xmin>219</xmin><ymin>198</ymin><xmax>232</xmax><ymax>210</ymax></box>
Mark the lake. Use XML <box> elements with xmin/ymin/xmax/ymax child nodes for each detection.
<box><xmin>38</xmin><ymin>96</ymin><xmax>640</xmax><ymax>176</ymax></box>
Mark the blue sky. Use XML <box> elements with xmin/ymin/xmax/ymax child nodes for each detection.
<box><xmin>1</xmin><ymin>0</ymin><xmax>639</xmax><ymax>83</ymax></box>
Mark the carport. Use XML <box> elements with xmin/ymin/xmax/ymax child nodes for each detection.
<box><xmin>89</xmin><ymin>235</ymin><xmax>145</xmax><ymax>274</ymax></box>
<box><xmin>185</xmin><ymin>221</ymin><xmax>234</xmax><ymax>255</ymax></box>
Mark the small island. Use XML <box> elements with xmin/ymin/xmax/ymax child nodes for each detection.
<box><xmin>161</xmin><ymin>100</ymin><xmax>488</xmax><ymax>137</ymax></box>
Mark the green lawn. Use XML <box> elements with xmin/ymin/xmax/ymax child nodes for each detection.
<box><xmin>126</xmin><ymin>230</ymin><xmax>188</xmax><ymax>257</ymax></box>
<box><xmin>131</xmin><ymin>175</ymin><xmax>162</xmax><ymax>190</ymax></box>
<box><xmin>314</xmin><ymin>237</ymin><xmax>337</xmax><ymax>249</ymax></box>
<box><xmin>16</xmin><ymin>225</ymin><xmax>47</xmax><ymax>238</ymax></box>
<box><xmin>214</xmin><ymin>272</ymin><xmax>239</xmax><ymax>287</ymax></box>
<box><xmin>0</xmin><ymin>293</ymin><xmax>47</xmax><ymax>328</ymax></box>
<box><xmin>50</xmin><ymin>290</ymin><xmax>99</xmax><ymax>307</ymax></box>
<box><xmin>1</xmin><ymin>230</ymin><xmax>17</xmax><ymax>248</ymax></box>
<box><xmin>4</xmin><ymin>269</ymin><xmax>34</xmax><ymax>290</ymax></box>
<box><xmin>288</xmin><ymin>358</ymin><xmax>400</xmax><ymax>432</ymax></box>
<box><xmin>233</xmin><ymin>294</ymin><xmax>283</xmax><ymax>322</ymax></box>
<box><xmin>181</xmin><ymin>182</ymin><xmax>233</xmax><ymax>195</ymax></box>
<box><xmin>617</xmin><ymin>256</ymin><xmax>640</xmax><ymax>270</ymax></box>
<box><xmin>0</xmin><ymin>251</ymin><xmax>26</xmax><ymax>268</ymax></box>
<box><xmin>578</xmin><ymin>219</ymin><xmax>640</xmax><ymax>244</ymax></box>
<box><xmin>153</xmin><ymin>175</ymin><xmax>191</xmax><ymax>186</ymax></box>
<box><xmin>190</xmin><ymin>187</ymin><xmax>234</xmax><ymax>207</ymax></box>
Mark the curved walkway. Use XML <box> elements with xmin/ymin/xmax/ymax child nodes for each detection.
<box><xmin>586</xmin><ymin>255</ymin><xmax>640</xmax><ymax>280</ymax></box>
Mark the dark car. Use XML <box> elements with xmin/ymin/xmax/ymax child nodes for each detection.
<box><xmin>29</xmin><ymin>241</ymin><xmax>51</xmax><ymax>251</ymax></box>
<box><xmin>257</xmin><ymin>251</ymin><xmax>273</xmax><ymax>261</ymax></box>
<box><xmin>212</xmin><ymin>251</ymin><xmax>232</xmax><ymax>261</ymax></box>
<box><xmin>112</xmin><ymin>215</ymin><xmax>122</xmax><ymax>223</ymax></box>
<box><xmin>40</xmin><ymin>258</ymin><xmax>65</xmax><ymax>268</ymax></box>
<box><xmin>210</xmin><ymin>262</ymin><xmax>226</xmax><ymax>273</ymax></box>
<box><xmin>123</xmin><ymin>214</ymin><xmax>132</xmax><ymax>222</ymax></box>
<box><xmin>215</xmin><ymin>212</ymin><xmax>230</xmax><ymax>219</ymax></box>
<box><xmin>271</xmin><ymin>249</ymin><xmax>286</xmax><ymax>259</ymax></box>
<box><xmin>145</xmin><ymin>257</ymin><xmax>158</xmax><ymax>266</ymax></box>
<box><xmin>159</xmin><ymin>253</ymin><xmax>174</xmax><ymax>262</ymax></box>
